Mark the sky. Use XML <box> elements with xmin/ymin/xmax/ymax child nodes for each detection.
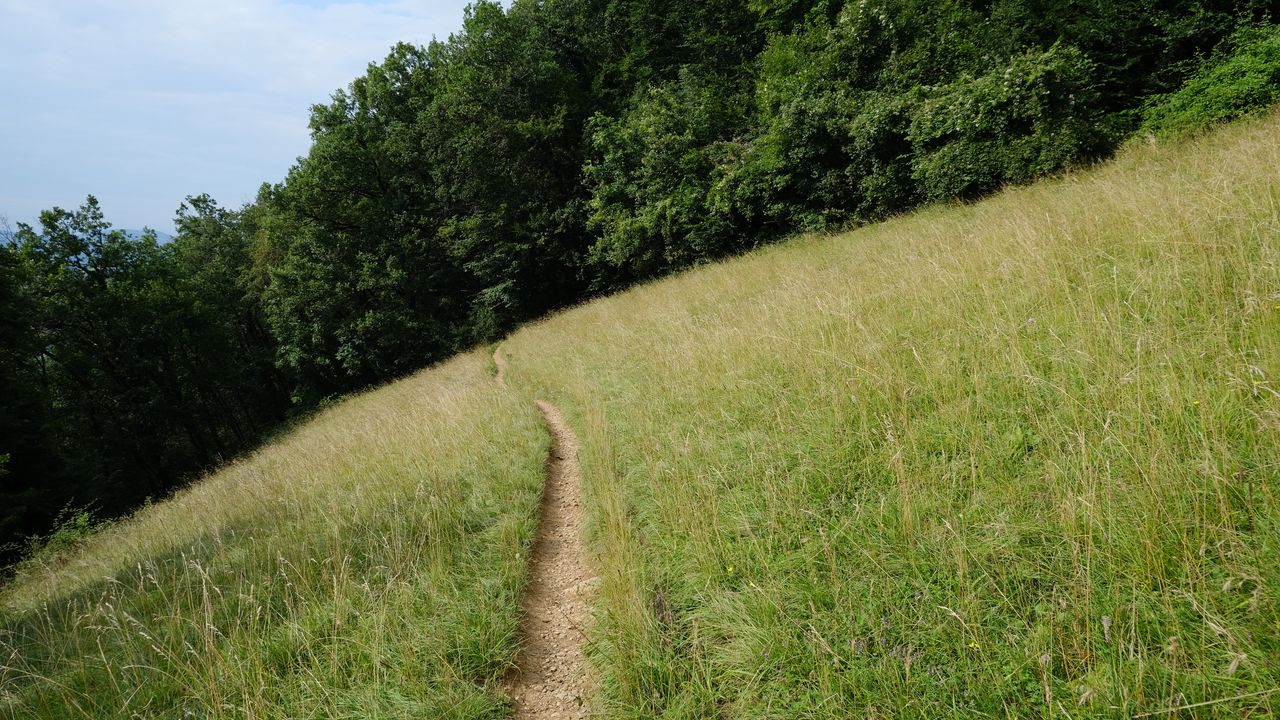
<box><xmin>0</xmin><ymin>0</ymin><xmax>483</xmax><ymax>233</ymax></box>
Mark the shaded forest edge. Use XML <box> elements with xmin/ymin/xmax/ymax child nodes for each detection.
<box><xmin>3</xmin><ymin>0</ymin><xmax>1280</xmax><ymax>567</ymax></box>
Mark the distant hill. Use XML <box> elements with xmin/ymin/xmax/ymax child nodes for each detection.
<box><xmin>122</xmin><ymin>228</ymin><xmax>174</xmax><ymax>243</ymax></box>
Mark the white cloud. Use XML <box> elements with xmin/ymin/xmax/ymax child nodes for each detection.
<box><xmin>0</xmin><ymin>0</ymin><xmax>479</xmax><ymax>231</ymax></box>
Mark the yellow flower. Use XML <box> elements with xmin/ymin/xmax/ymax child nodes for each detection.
<box><xmin>726</xmin><ymin>565</ymin><xmax>735</xmax><ymax>574</ymax></box>
<box><xmin>1192</xmin><ymin>400</ymin><xmax>1200</xmax><ymax>405</ymax></box>
<box><xmin>967</xmin><ymin>641</ymin><xmax>981</xmax><ymax>650</ymax></box>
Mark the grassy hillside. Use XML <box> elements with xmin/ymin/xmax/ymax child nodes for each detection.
<box><xmin>0</xmin><ymin>352</ymin><xmax>547</xmax><ymax>718</ymax></box>
<box><xmin>3</xmin><ymin>112</ymin><xmax>1279</xmax><ymax>719</ymax></box>
<box><xmin>501</xmin><ymin>113</ymin><xmax>1280</xmax><ymax>717</ymax></box>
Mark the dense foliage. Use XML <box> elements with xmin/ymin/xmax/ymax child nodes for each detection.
<box><xmin>0</xmin><ymin>198</ymin><xmax>288</xmax><ymax>563</ymax></box>
<box><xmin>1141</xmin><ymin>22</ymin><xmax>1280</xmax><ymax>137</ymax></box>
<box><xmin>2</xmin><ymin>0</ymin><xmax>1278</xmax><ymax>560</ymax></box>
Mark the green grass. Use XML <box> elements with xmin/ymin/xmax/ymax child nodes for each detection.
<box><xmin>4</xmin><ymin>111</ymin><xmax>1280</xmax><ymax>719</ymax></box>
<box><xmin>0</xmin><ymin>352</ymin><xmax>547</xmax><ymax>718</ymax></box>
<box><xmin>501</xmin><ymin>111</ymin><xmax>1280</xmax><ymax>718</ymax></box>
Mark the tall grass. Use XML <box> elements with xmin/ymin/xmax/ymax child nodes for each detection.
<box><xmin>0</xmin><ymin>351</ymin><xmax>547</xmax><ymax>718</ymax></box>
<box><xmin>503</xmin><ymin>112</ymin><xmax>1280</xmax><ymax>718</ymax></box>
<box><xmin>4</xmin><ymin>110</ymin><xmax>1278</xmax><ymax>720</ymax></box>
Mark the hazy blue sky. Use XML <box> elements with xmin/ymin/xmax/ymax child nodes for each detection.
<box><xmin>1</xmin><ymin>0</ymin><xmax>482</xmax><ymax>233</ymax></box>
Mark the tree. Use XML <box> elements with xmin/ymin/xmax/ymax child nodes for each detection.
<box><xmin>0</xmin><ymin>197</ymin><xmax>294</xmax><ymax>562</ymax></box>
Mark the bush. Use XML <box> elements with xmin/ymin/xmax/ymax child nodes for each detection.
<box><xmin>584</xmin><ymin>69</ymin><xmax>755</xmax><ymax>283</ymax></box>
<box><xmin>909</xmin><ymin>44</ymin><xmax>1108</xmax><ymax>201</ymax></box>
<box><xmin>1140</xmin><ymin>23</ymin><xmax>1280</xmax><ymax>139</ymax></box>
<box><xmin>16</xmin><ymin>505</ymin><xmax>105</xmax><ymax>568</ymax></box>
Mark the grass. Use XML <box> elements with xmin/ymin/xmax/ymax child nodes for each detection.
<box><xmin>0</xmin><ymin>351</ymin><xmax>547</xmax><ymax>718</ymax></box>
<box><xmin>501</xmin><ymin>111</ymin><xmax>1280</xmax><ymax>717</ymax></box>
<box><xmin>3</xmin><ymin>110</ymin><xmax>1279</xmax><ymax>719</ymax></box>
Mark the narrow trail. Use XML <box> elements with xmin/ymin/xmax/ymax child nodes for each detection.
<box><xmin>494</xmin><ymin>345</ymin><xmax>509</xmax><ymax>388</ymax></box>
<box><xmin>495</xmin><ymin>346</ymin><xmax>596</xmax><ymax>719</ymax></box>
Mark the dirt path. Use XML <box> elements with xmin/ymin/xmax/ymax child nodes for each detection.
<box><xmin>496</xmin><ymin>345</ymin><xmax>596</xmax><ymax>718</ymax></box>
<box><xmin>494</xmin><ymin>346</ymin><xmax>509</xmax><ymax>388</ymax></box>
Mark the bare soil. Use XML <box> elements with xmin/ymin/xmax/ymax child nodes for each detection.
<box><xmin>500</xmin><ymin>375</ymin><xmax>596</xmax><ymax>717</ymax></box>
<box><xmin>494</xmin><ymin>346</ymin><xmax>509</xmax><ymax>388</ymax></box>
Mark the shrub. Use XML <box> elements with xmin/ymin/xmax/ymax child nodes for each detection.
<box><xmin>1140</xmin><ymin>23</ymin><xmax>1280</xmax><ymax>139</ymax></box>
<box><xmin>19</xmin><ymin>505</ymin><xmax>105</xmax><ymax>564</ymax></box>
<box><xmin>909</xmin><ymin>44</ymin><xmax>1108</xmax><ymax>201</ymax></box>
<box><xmin>584</xmin><ymin>69</ymin><xmax>755</xmax><ymax>283</ymax></box>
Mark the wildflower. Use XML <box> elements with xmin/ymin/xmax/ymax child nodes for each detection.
<box><xmin>1192</xmin><ymin>400</ymin><xmax>1200</xmax><ymax>405</ymax></box>
<box><xmin>726</xmin><ymin>564</ymin><xmax>735</xmax><ymax>574</ymax></box>
<box><xmin>967</xmin><ymin>641</ymin><xmax>981</xmax><ymax>650</ymax></box>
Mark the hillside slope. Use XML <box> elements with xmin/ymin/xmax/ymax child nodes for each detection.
<box><xmin>501</xmin><ymin>114</ymin><xmax>1280</xmax><ymax>718</ymax></box>
<box><xmin>1</xmin><ymin>353</ymin><xmax>548</xmax><ymax>718</ymax></box>
<box><xmin>3</xmin><ymin>113</ymin><xmax>1279</xmax><ymax>719</ymax></box>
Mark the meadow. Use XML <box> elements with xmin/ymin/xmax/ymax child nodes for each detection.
<box><xmin>0</xmin><ymin>352</ymin><xmax>547</xmax><ymax>718</ymax></box>
<box><xmin>501</xmin><ymin>113</ymin><xmax>1280</xmax><ymax>718</ymax></box>
<box><xmin>3</xmin><ymin>112</ymin><xmax>1279</xmax><ymax>718</ymax></box>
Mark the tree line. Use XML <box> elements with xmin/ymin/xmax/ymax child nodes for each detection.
<box><xmin>3</xmin><ymin>0</ymin><xmax>1278</xmax><ymax>564</ymax></box>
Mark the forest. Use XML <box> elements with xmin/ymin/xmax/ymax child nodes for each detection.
<box><xmin>3</xmin><ymin>0</ymin><xmax>1280</xmax><ymax>564</ymax></box>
